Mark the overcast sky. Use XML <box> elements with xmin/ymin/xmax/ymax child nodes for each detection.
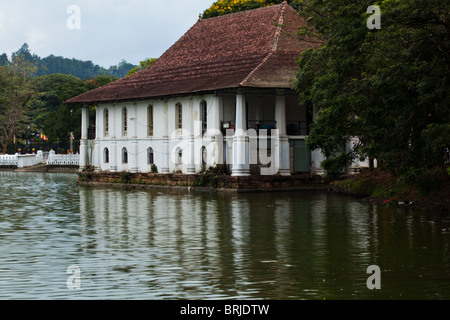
<box><xmin>0</xmin><ymin>0</ymin><xmax>215</xmax><ymax>67</ymax></box>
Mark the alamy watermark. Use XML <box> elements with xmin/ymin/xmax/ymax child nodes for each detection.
<box><xmin>366</xmin><ymin>5</ymin><xmax>381</xmax><ymax>30</ymax></box>
<box><xmin>169</xmin><ymin>121</ymin><xmax>283</xmax><ymax>175</ymax></box>
<box><xmin>366</xmin><ymin>265</ymin><xmax>381</xmax><ymax>290</ymax></box>
<box><xmin>67</xmin><ymin>265</ymin><xmax>81</xmax><ymax>290</ymax></box>
<box><xmin>67</xmin><ymin>5</ymin><xmax>81</xmax><ymax>30</ymax></box>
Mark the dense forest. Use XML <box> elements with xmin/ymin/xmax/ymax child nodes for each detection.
<box><xmin>0</xmin><ymin>43</ymin><xmax>136</xmax><ymax>79</ymax></box>
<box><xmin>0</xmin><ymin>43</ymin><xmax>139</xmax><ymax>155</ymax></box>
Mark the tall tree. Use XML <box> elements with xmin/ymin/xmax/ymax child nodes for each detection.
<box><xmin>295</xmin><ymin>0</ymin><xmax>450</xmax><ymax>185</ymax></box>
<box><xmin>38</xmin><ymin>74</ymin><xmax>116</xmax><ymax>152</ymax></box>
<box><xmin>202</xmin><ymin>0</ymin><xmax>299</xmax><ymax>19</ymax></box>
<box><xmin>126</xmin><ymin>58</ymin><xmax>157</xmax><ymax>77</ymax></box>
<box><xmin>0</xmin><ymin>53</ymin><xmax>9</xmax><ymax>66</ymax></box>
<box><xmin>0</xmin><ymin>56</ymin><xmax>37</xmax><ymax>153</ymax></box>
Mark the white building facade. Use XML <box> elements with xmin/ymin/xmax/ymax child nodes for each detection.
<box><xmin>80</xmin><ymin>89</ymin><xmax>318</xmax><ymax>176</ymax></box>
<box><xmin>70</xmin><ymin>4</ymin><xmax>342</xmax><ymax>176</ymax></box>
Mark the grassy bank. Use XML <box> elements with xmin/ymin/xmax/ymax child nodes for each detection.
<box><xmin>331</xmin><ymin>169</ymin><xmax>450</xmax><ymax>212</ymax></box>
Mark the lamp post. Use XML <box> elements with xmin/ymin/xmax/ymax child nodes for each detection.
<box><xmin>70</xmin><ymin>109</ymin><xmax>74</xmax><ymax>154</ymax></box>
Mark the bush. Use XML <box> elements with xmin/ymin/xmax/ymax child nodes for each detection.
<box><xmin>401</xmin><ymin>167</ymin><xmax>445</xmax><ymax>195</ymax></box>
<box><xmin>321</xmin><ymin>152</ymin><xmax>353</xmax><ymax>180</ymax></box>
<box><xmin>151</xmin><ymin>164</ymin><xmax>158</xmax><ymax>173</ymax></box>
<box><xmin>120</xmin><ymin>171</ymin><xmax>131</xmax><ymax>184</ymax></box>
<box><xmin>416</xmin><ymin>169</ymin><xmax>445</xmax><ymax>195</ymax></box>
<box><xmin>194</xmin><ymin>170</ymin><xmax>219</xmax><ymax>188</ymax></box>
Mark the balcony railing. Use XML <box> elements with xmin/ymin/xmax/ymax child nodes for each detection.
<box><xmin>286</xmin><ymin>121</ymin><xmax>309</xmax><ymax>136</ymax></box>
<box><xmin>220</xmin><ymin>120</ymin><xmax>309</xmax><ymax>136</ymax></box>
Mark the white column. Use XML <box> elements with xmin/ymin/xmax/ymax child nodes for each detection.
<box><xmin>275</xmin><ymin>90</ymin><xmax>290</xmax><ymax>176</ymax></box>
<box><xmin>95</xmin><ymin>142</ymin><xmax>101</xmax><ymax>172</ymax></box>
<box><xmin>79</xmin><ymin>104</ymin><xmax>89</xmax><ymax>170</ymax></box>
<box><xmin>212</xmin><ymin>95</ymin><xmax>223</xmax><ymax>133</ymax></box>
<box><xmin>110</xmin><ymin>106</ymin><xmax>118</xmax><ymax>172</ymax></box>
<box><xmin>232</xmin><ymin>90</ymin><xmax>250</xmax><ymax>176</ymax></box>
<box><xmin>130</xmin><ymin>104</ymin><xmax>139</xmax><ymax>173</ymax></box>
<box><xmin>94</xmin><ymin>107</ymin><xmax>101</xmax><ymax>172</ymax></box>
<box><xmin>212</xmin><ymin>95</ymin><xmax>224</xmax><ymax>166</ymax></box>
<box><xmin>311</xmin><ymin>107</ymin><xmax>325</xmax><ymax>175</ymax></box>
<box><xmin>130</xmin><ymin>141</ymin><xmax>139</xmax><ymax>173</ymax></box>
<box><xmin>161</xmin><ymin>101</ymin><xmax>170</xmax><ymax>173</ymax></box>
<box><xmin>110</xmin><ymin>141</ymin><xmax>118</xmax><ymax>172</ymax></box>
<box><xmin>186</xmin><ymin>98</ymin><xmax>195</xmax><ymax>174</ymax></box>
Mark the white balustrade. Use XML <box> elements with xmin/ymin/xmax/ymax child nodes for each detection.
<box><xmin>0</xmin><ymin>150</ymin><xmax>79</xmax><ymax>168</ymax></box>
<box><xmin>0</xmin><ymin>154</ymin><xmax>19</xmax><ymax>166</ymax></box>
<box><xmin>0</xmin><ymin>151</ymin><xmax>43</xmax><ymax>168</ymax></box>
<box><xmin>46</xmin><ymin>151</ymin><xmax>80</xmax><ymax>166</ymax></box>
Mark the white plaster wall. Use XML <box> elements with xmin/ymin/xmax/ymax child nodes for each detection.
<box><xmin>92</xmin><ymin>94</ymin><xmax>223</xmax><ymax>174</ymax></box>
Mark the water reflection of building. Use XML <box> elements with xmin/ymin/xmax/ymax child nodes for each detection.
<box><xmin>78</xmin><ymin>187</ymin><xmax>448</xmax><ymax>299</ymax></box>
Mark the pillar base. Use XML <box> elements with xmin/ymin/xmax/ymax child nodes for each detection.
<box><xmin>186</xmin><ymin>166</ymin><xmax>196</xmax><ymax>174</ymax></box>
<box><xmin>278</xmin><ymin>169</ymin><xmax>291</xmax><ymax>176</ymax></box>
<box><xmin>231</xmin><ymin>167</ymin><xmax>251</xmax><ymax>177</ymax></box>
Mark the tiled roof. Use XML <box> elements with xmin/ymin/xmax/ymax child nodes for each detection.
<box><xmin>66</xmin><ymin>3</ymin><xmax>314</xmax><ymax>105</ymax></box>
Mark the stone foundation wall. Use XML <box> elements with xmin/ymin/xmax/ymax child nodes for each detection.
<box><xmin>78</xmin><ymin>171</ymin><xmax>326</xmax><ymax>192</ymax></box>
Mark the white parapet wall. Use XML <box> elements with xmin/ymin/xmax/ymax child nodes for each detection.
<box><xmin>0</xmin><ymin>151</ymin><xmax>44</xmax><ymax>168</ymax></box>
<box><xmin>0</xmin><ymin>154</ymin><xmax>19</xmax><ymax>166</ymax></box>
<box><xmin>46</xmin><ymin>150</ymin><xmax>80</xmax><ymax>166</ymax></box>
<box><xmin>17</xmin><ymin>151</ymin><xmax>44</xmax><ymax>168</ymax></box>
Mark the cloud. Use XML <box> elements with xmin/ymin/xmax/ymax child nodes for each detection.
<box><xmin>0</xmin><ymin>0</ymin><xmax>214</xmax><ymax>67</ymax></box>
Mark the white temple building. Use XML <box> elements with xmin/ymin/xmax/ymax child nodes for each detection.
<box><xmin>67</xmin><ymin>3</ymin><xmax>329</xmax><ymax>176</ymax></box>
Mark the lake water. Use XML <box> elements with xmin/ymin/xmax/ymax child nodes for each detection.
<box><xmin>0</xmin><ymin>171</ymin><xmax>449</xmax><ymax>300</ymax></box>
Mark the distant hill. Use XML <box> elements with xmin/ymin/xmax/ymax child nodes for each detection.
<box><xmin>0</xmin><ymin>43</ymin><xmax>137</xmax><ymax>79</ymax></box>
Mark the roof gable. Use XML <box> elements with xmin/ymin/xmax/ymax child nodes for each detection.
<box><xmin>67</xmin><ymin>3</ymin><xmax>313</xmax><ymax>105</ymax></box>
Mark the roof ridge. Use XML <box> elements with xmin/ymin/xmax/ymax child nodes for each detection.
<box><xmin>240</xmin><ymin>51</ymin><xmax>274</xmax><ymax>87</ymax></box>
<box><xmin>272</xmin><ymin>2</ymin><xmax>288</xmax><ymax>51</ymax></box>
<box><xmin>241</xmin><ymin>3</ymin><xmax>287</xmax><ymax>86</ymax></box>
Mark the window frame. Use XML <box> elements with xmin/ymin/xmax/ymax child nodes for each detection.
<box><xmin>148</xmin><ymin>105</ymin><xmax>154</xmax><ymax>137</ymax></box>
<box><xmin>148</xmin><ymin>147</ymin><xmax>154</xmax><ymax>165</ymax></box>
<box><xmin>104</xmin><ymin>108</ymin><xmax>109</xmax><ymax>137</ymax></box>
<box><xmin>176</xmin><ymin>102</ymin><xmax>182</xmax><ymax>131</ymax></box>
<box><xmin>104</xmin><ymin>147</ymin><xmax>109</xmax><ymax>163</ymax></box>
<box><xmin>122</xmin><ymin>107</ymin><xmax>128</xmax><ymax>136</ymax></box>
<box><xmin>122</xmin><ymin>147</ymin><xmax>128</xmax><ymax>164</ymax></box>
<box><xmin>200</xmin><ymin>100</ymin><xmax>207</xmax><ymax>135</ymax></box>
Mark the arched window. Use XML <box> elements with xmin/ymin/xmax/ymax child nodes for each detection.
<box><xmin>122</xmin><ymin>147</ymin><xmax>128</xmax><ymax>164</ymax></box>
<box><xmin>201</xmin><ymin>146</ymin><xmax>207</xmax><ymax>165</ymax></box>
<box><xmin>104</xmin><ymin>148</ymin><xmax>109</xmax><ymax>163</ymax></box>
<box><xmin>148</xmin><ymin>105</ymin><xmax>154</xmax><ymax>136</ymax></box>
<box><xmin>200</xmin><ymin>100</ymin><xmax>207</xmax><ymax>135</ymax></box>
<box><xmin>148</xmin><ymin>147</ymin><xmax>154</xmax><ymax>165</ymax></box>
<box><xmin>104</xmin><ymin>108</ymin><xmax>109</xmax><ymax>136</ymax></box>
<box><xmin>122</xmin><ymin>107</ymin><xmax>128</xmax><ymax>136</ymax></box>
<box><xmin>175</xmin><ymin>147</ymin><xmax>182</xmax><ymax>165</ymax></box>
<box><xmin>176</xmin><ymin>102</ymin><xmax>182</xmax><ymax>130</ymax></box>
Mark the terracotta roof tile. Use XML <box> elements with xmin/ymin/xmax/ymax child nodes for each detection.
<box><xmin>66</xmin><ymin>3</ymin><xmax>315</xmax><ymax>105</ymax></box>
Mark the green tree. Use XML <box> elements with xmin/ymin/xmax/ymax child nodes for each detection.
<box><xmin>0</xmin><ymin>53</ymin><xmax>9</xmax><ymax>66</ymax></box>
<box><xmin>295</xmin><ymin>0</ymin><xmax>450</xmax><ymax>183</ymax></box>
<box><xmin>202</xmin><ymin>0</ymin><xmax>299</xmax><ymax>19</ymax></box>
<box><xmin>126</xmin><ymin>58</ymin><xmax>157</xmax><ymax>77</ymax></box>
<box><xmin>0</xmin><ymin>55</ymin><xmax>37</xmax><ymax>153</ymax></box>
<box><xmin>110</xmin><ymin>59</ymin><xmax>137</xmax><ymax>78</ymax></box>
<box><xmin>36</xmin><ymin>74</ymin><xmax>116</xmax><ymax>153</ymax></box>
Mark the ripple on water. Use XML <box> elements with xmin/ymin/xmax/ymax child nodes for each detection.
<box><xmin>0</xmin><ymin>172</ymin><xmax>450</xmax><ymax>300</ymax></box>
